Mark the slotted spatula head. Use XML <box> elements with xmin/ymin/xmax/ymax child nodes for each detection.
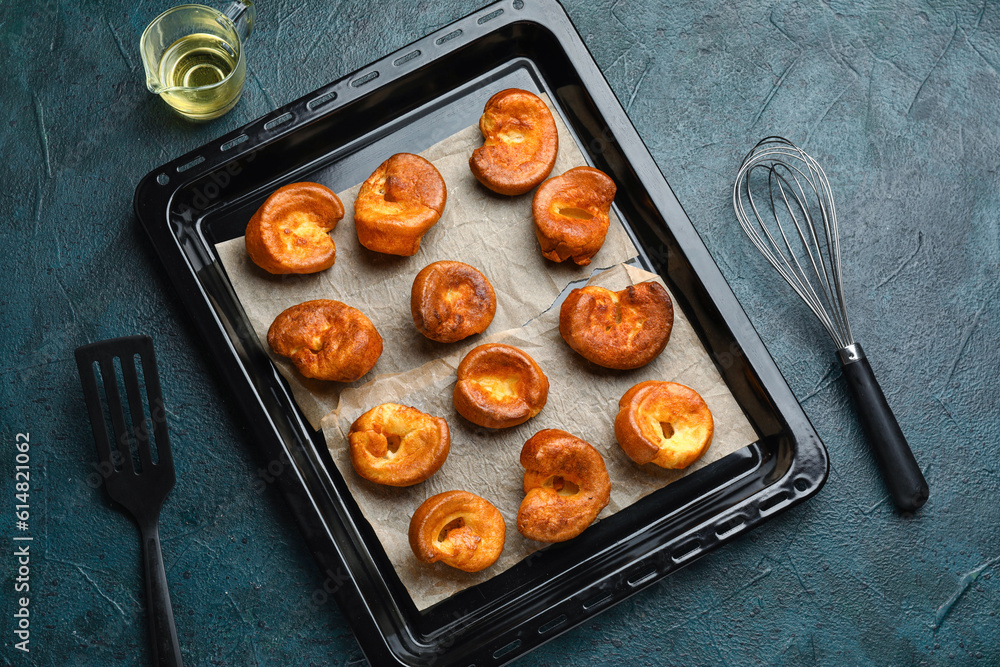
<box><xmin>75</xmin><ymin>335</ymin><xmax>175</xmax><ymax>521</ymax></box>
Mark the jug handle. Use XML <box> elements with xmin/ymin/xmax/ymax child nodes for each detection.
<box><xmin>222</xmin><ymin>0</ymin><xmax>255</xmax><ymax>43</ymax></box>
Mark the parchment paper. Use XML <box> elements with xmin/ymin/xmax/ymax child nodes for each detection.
<box><xmin>215</xmin><ymin>95</ymin><xmax>637</xmax><ymax>429</ymax></box>
<box><xmin>321</xmin><ymin>263</ymin><xmax>758</xmax><ymax>610</ymax></box>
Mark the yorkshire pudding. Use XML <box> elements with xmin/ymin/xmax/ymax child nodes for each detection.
<box><xmin>245</xmin><ymin>182</ymin><xmax>345</xmax><ymax>274</ymax></box>
<box><xmin>453</xmin><ymin>344</ymin><xmax>549</xmax><ymax>429</ymax></box>
<box><xmin>517</xmin><ymin>429</ymin><xmax>610</xmax><ymax>543</ymax></box>
<box><xmin>614</xmin><ymin>381</ymin><xmax>714</xmax><ymax>469</ymax></box>
<box><xmin>267</xmin><ymin>299</ymin><xmax>382</xmax><ymax>382</ymax></box>
<box><xmin>533</xmin><ymin>166</ymin><xmax>616</xmax><ymax>265</ymax></box>
<box><xmin>469</xmin><ymin>89</ymin><xmax>558</xmax><ymax>195</ymax></box>
<box><xmin>559</xmin><ymin>281</ymin><xmax>674</xmax><ymax>369</ymax></box>
<box><xmin>348</xmin><ymin>403</ymin><xmax>450</xmax><ymax>487</ymax></box>
<box><xmin>411</xmin><ymin>261</ymin><xmax>497</xmax><ymax>343</ymax></box>
<box><xmin>354</xmin><ymin>153</ymin><xmax>447</xmax><ymax>256</ymax></box>
<box><xmin>408</xmin><ymin>490</ymin><xmax>506</xmax><ymax>572</ymax></box>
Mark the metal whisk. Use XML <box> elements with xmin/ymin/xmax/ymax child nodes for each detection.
<box><xmin>733</xmin><ymin>137</ymin><xmax>928</xmax><ymax>512</ymax></box>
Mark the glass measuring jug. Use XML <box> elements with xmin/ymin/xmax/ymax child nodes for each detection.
<box><xmin>140</xmin><ymin>1</ymin><xmax>255</xmax><ymax>120</ymax></box>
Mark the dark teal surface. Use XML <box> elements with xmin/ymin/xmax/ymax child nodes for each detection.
<box><xmin>2</xmin><ymin>0</ymin><xmax>998</xmax><ymax>665</ymax></box>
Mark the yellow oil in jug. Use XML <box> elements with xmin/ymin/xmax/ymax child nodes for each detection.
<box><xmin>156</xmin><ymin>32</ymin><xmax>244</xmax><ymax>119</ymax></box>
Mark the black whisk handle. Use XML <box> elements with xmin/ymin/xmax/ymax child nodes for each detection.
<box><xmin>838</xmin><ymin>344</ymin><xmax>928</xmax><ymax>512</ymax></box>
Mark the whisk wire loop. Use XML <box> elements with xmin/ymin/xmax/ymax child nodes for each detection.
<box><xmin>733</xmin><ymin>137</ymin><xmax>854</xmax><ymax>349</ymax></box>
<box><xmin>774</xmin><ymin>164</ymin><xmax>844</xmax><ymax>337</ymax></box>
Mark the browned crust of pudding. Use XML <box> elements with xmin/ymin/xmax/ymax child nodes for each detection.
<box><xmin>517</xmin><ymin>429</ymin><xmax>611</xmax><ymax>543</ymax></box>
<box><xmin>245</xmin><ymin>182</ymin><xmax>345</xmax><ymax>274</ymax></box>
<box><xmin>411</xmin><ymin>261</ymin><xmax>497</xmax><ymax>343</ymax></box>
<box><xmin>532</xmin><ymin>167</ymin><xmax>616</xmax><ymax>265</ymax></box>
<box><xmin>469</xmin><ymin>89</ymin><xmax>559</xmax><ymax>196</ymax></box>
<box><xmin>354</xmin><ymin>153</ymin><xmax>447</xmax><ymax>256</ymax></box>
<box><xmin>348</xmin><ymin>403</ymin><xmax>451</xmax><ymax>487</ymax></box>
<box><xmin>452</xmin><ymin>344</ymin><xmax>549</xmax><ymax>429</ymax></box>
<box><xmin>559</xmin><ymin>281</ymin><xmax>674</xmax><ymax>369</ymax></box>
<box><xmin>408</xmin><ymin>490</ymin><xmax>506</xmax><ymax>572</ymax></box>
<box><xmin>614</xmin><ymin>381</ymin><xmax>714</xmax><ymax>469</ymax></box>
<box><xmin>267</xmin><ymin>299</ymin><xmax>382</xmax><ymax>382</ymax></box>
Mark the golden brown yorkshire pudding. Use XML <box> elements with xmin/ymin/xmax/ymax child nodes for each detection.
<box><xmin>559</xmin><ymin>281</ymin><xmax>674</xmax><ymax>370</ymax></box>
<box><xmin>348</xmin><ymin>403</ymin><xmax>451</xmax><ymax>487</ymax></box>
<box><xmin>411</xmin><ymin>261</ymin><xmax>497</xmax><ymax>343</ymax></box>
<box><xmin>408</xmin><ymin>490</ymin><xmax>506</xmax><ymax>572</ymax></box>
<box><xmin>532</xmin><ymin>166</ymin><xmax>617</xmax><ymax>265</ymax></box>
<box><xmin>245</xmin><ymin>182</ymin><xmax>345</xmax><ymax>274</ymax></box>
<box><xmin>517</xmin><ymin>429</ymin><xmax>611</xmax><ymax>543</ymax></box>
<box><xmin>354</xmin><ymin>153</ymin><xmax>447</xmax><ymax>256</ymax></box>
<box><xmin>614</xmin><ymin>381</ymin><xmax>714</xmax><ymax>469</ymax></box>
<box><xmin>453</xmin><ymin>344</ymin><xmax>549</xmax><ymax>429</ymax></box>
<box><xmin>469</xmin><ymin>89</ymin><xmax>559</xmax><ymax>196</ymax></box>
<box><xmin>267</xmin><ymin>299</ymin><xmax>382</xmax><ymax>382</ymax></box>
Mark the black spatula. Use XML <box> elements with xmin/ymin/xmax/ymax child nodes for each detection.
<box><xmin>75</xmin><ymin>335</ymin><xmax>183</xmax><ymax>667</ymax></box>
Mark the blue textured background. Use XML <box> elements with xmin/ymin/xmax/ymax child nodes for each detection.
<box><xmin>1</xmin><ymin>0</ymin><xmax>998</xmax><ymax>665</ymax></box>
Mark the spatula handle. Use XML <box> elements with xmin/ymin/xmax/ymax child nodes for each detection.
<box><xmin>838</xmin><ymin>344</ymin><xmax>928</xmax><ymax>512</ymax></box>
<box><xmin>141</xmin><ymin>521</ymin><xmax>184</xmax><ymax>667</ymax></box>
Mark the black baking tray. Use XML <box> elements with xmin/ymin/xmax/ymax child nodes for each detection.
<box><xmin>133</xmin><ymin>1</ymin><xmax>829</xmax><ymax>664</ymax></box>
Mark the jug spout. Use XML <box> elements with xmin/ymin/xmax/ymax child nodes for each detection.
<box><xmin>140</xmin><ymin>22</ymin><xmax>166</xmax><ymax>93</ymax></box>
<box><xmin>143</xmin><ymin>60</ymin><xmax>165</xmax><ymax>95</ymax></box>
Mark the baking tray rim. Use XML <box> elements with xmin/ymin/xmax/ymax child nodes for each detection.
<box><xmin>133</xmin><ymin>0</ymin><xmax>830</xmax><ymax>664</ymax></box>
